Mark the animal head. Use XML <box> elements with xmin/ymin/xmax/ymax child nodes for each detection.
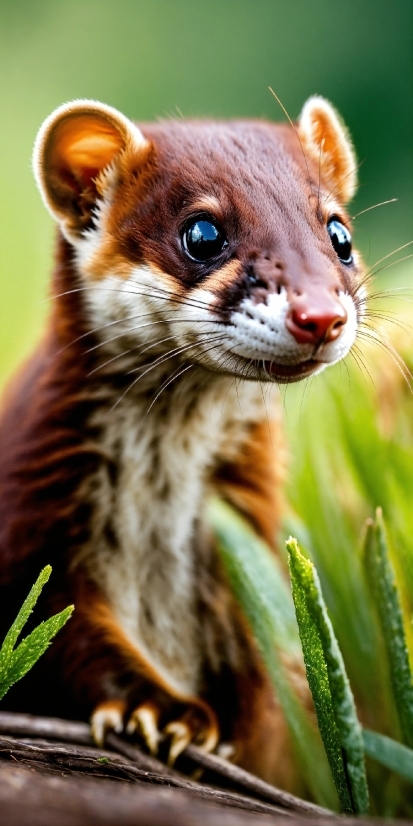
<box><xmin>33</xmin><ymin>96</ymin><xmax>364</xmax><ymax>383</ymax></box>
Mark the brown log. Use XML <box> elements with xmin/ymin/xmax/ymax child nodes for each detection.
<box><xmin>0</xmin><ymin>710</ymin><xmax>91</xmax><ymax>744</ymax></box>
<box><xmin>0</xmin><ymin>735</ymin><xmax>292</xmax><ymax>817</ymax></box>
<box><xmin>0</xmin><ymin>714</ymin><xmax>398</xmax><ymax>826</ymax></box>
<box><xmin>0</xmin><ymin>762</ymin><xmax>309</xmax><ymax>826</ymax></box>
<box><xmin>0</xmin><ymin>711</ymin><xmax>333</xmax><ymax>816</ymax></box>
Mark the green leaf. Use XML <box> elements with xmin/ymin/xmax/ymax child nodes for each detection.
<box><xmin>363</xmin><ymin>729</ymin><xmax>413</xmax><ymax>784</ymax></box>
<box><xmin>0</xmin><ymin>566</ymin><xmax>74</xmax><ymax>701</ymax></box>
<box><xmin>363</xmin><ymin>510</ymin><xmax>413</xmax><ymax>747</ymax></box>
<box><xmin>287</xmin><ymin>537</ymin><xmax>369</xmax><ymax>814</ymax></box>
<box><xmin>0</xmin><ymin>565</ymin><xmax>52</xmax><ymax>681</ymax></box>
<box><xmin>0</xmin><ymin>606</ymin><xmax>74</xmax><ymax>700</ymax></box>
<box><xmin>210</xmin><ymin>498</ymin><xmax>338</xmax><ymax>810</ymax></box>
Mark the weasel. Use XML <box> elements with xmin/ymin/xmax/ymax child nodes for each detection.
<box><xmin>0</xmin><ymin>96</ymin><xmax>364</xmax><ymax>791</ymax></box>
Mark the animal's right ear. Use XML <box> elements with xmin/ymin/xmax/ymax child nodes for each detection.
<box><xmin>33</xmin><ymin>100</ymin><xmax>150</xmax><ymax>242</ymax></box>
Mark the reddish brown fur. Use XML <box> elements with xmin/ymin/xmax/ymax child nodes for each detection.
<box><xmin>215</xmin><ymin>417</ymin><xmax>283</xmax><ymax>549</ymax></box>
<box><xmin>0</xmin><ymin>99</ymin><xmax>362</xmax><ymax>794</ymax></box>
<box><xmin>0</xmin><ymin>235</ymin><xmax>302</xmax><ymax>787</ymax></box>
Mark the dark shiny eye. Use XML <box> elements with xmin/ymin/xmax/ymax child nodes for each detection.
<box><xmin>327</xmin><ymin>218</ymin><xmax>353</xmax><ymax>264</ymax></box>
<box><xmin>182</xmin><ymin>217</ymin><xmax>228</xmax><ymax>262</ymax></box>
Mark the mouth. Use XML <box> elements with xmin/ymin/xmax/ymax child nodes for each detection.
<box><xmin>257</xmin><ymin>358</ymin><xmax>321</xmax><ymax>383</ymax></box>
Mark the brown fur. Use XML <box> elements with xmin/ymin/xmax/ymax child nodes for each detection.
<box><xmin>0</xmin><ymin>97</ymin><xmax>363</xmax><ymax>794</ymax></box>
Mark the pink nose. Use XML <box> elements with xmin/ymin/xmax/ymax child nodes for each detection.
<box><xmin>286</xmin><ymin>301</ymin><xmax>347</xmax><ymax>345</ymax></box>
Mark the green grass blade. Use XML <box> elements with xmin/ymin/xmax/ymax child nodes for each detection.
<box><xmin>0</xmin><ymin>606</ymin><xmax>74</xmax><ymax>700</ymax></box>
<box><xmin>363</xmin><ymin>729</ymin><xmax>413</xmax><ymax>784</ymax></box>
<box><xmin>210</xmin><ymin>498</ymin><xmax>338</xmax><ymax>810</ymax></box>
<box><xmin>0</xmin><ymin>565</ymin><xmax>52</xmax><ymax>681</ymax></box>
<box><xmin>287</xmin><ymin>537</ymin><xmax>369</xmax><ymax>814</ymax></box>
<box><xmin>363</xmin><ymin>510</ymin><xmax>413</xmax><ymax>747</ymax></box>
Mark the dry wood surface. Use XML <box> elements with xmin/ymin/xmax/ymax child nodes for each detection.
<box><xmin>0</xmin><ymin>710</ymin><xmax>400</xmax><ymax>826</ymax></box>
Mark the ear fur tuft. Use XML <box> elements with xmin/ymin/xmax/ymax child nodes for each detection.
<box><xmin>298</xmin><ymin>96</ymin><xmax>357</xmax><ymax>203</ymax></box>
<box><xmin>33</xmin><ymin>99</ymin><xmax>149</xmax><ymax>241</ymax></box>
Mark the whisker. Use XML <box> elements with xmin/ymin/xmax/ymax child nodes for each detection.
<box><xmin>299</xmin><ymin>375</ymin><xmax>311</xmax><ymax>420</ymax></box>
<box><xmin>351</xmin><ymin>344</ymin><xmax>377</xmax><ymax>392</ymax></box>
<box><xmin>322</xmin><ymin>160</ymin><xmax>364</xmax><ymax>208</ymax></box>
<box><xmin>359</xmin><ymin>323</ymin><xmax>413</xmax><ymax>366</ymax></box>
<box><xmin>365</xmin><ymin>254</ymin><xmax>413</xmax><ymax>286</ymax></box>
<box><xmin>87</xmin><ymin>331</ymin><xmax>192</xmax><ymax>377</ymax></box>
<box><xmin>268</xmin><ymin>87</ymin><xmax>314</xmax><ymax>198</ymax></box>
<box><xmin>109</xmin><ymin>334</ymin><xmax>227</xmax><ymax>412</ymax></box>
<box><xmin>339</xmin><ymin>354</ymin><xmax>351</xmax><ymax>396</ymax></box>
<box><xmin>366</xmin><ymin>287</ymin><xmax>413</xmax><ymax>301</ymax></box>
<box><xmin>361</xmin><ymin>311</ymin><xmax>413</xmax><ymax>339</ymax></box>
<box><xmin>353</xmin><ymin>252</ymin><xmax>413</xmax><ymax>295</ymax></box>
<box><xmin>49</xmin><ymin>283</ymin><xmax>220</xmax><ymax>356</ymax></box>
<box><xmin>144</xmin><ymin>336</ymin><xmax>233</xmax><ymax>416</ymax></box>
<box><xmin>85</xmin><ymin>318</ymin><xmax>222</xmax><ymax>356</ymax></box>
<box><xmin>363</xmin><ymin>240</ymin><xmax>413</xmax><ymax>276</ymax></box>
<box><xmin>48</xmin><ymin>281</ymin><xmax>214</xmax><ymax>312</ymax></box>
<box><xmin>126</xmin><ymin>332</ymin><xmax>226</xmax><ymax>376</ymax></box>
<box><xmin>352</xmin><ymin>198</ymin><xmax>397</xmax><ymax>220</ymax></box>
<box><xmin>356</xmin><ymin>328</ymin><xmax>413</xmax><ymax>388</ymax></box>
<box><xmin>61</xmin><ymin>308</ymin><xmax>211</xmax><ymax>357</ymax></box>
<box><xmin>144</xmin><ymin>363</ymin><xmax>194</xmax><ymax>418</ymax></box>
<box><xmin>347</xmin><ymin>348</ymin><xmax>373</xmax><ymax>390</ymax></box>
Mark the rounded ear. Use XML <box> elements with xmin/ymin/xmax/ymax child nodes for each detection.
<box><xmin>33</xmin><ymin>99</ymin><xmax>149</xmax><ymax>241</ymax></box>
<box><xmin>298</xmin><ymin>96</ymin><xmax>357</xmax><ymax>203</ymax></box>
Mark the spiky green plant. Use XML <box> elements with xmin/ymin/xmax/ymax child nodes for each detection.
<box><xmin>210</xmin><ymin>499</ymin><xmax>337</xmax><ymax>809</ymax></box>
<box><xmin>0</xmin><ymin>566</ymin><xmax>73</xmax><ymax>700</ymax></box>
<box><xmin>213</xmin><ymin>502</ymin><xmax>413</xmax><ymax>815</ymax></box>
<box><xmin>287</xmin><ymin>537</ymin><xmax>369</xmax><ymax>814</ymax></box>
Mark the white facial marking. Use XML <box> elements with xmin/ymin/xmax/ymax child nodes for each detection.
<box><xmin>225</xmin><ymin>288</ymin><xmax>358</xmax><ymax>368</ymax></box>
<box><xmin>229</xmin><ymin>290</ymin><xmax>312</xmax><ymax>364</ymax></box>
<box><xmin>73</xmin><ymin>194</ymin><xmax>360</xmax><ymax>380</ymax></box>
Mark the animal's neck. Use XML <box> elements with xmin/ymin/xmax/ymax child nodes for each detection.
<box><xmin>93</xmin><ymin>364</ymin><xmax>265</xmax><ymax>548</ymax></box>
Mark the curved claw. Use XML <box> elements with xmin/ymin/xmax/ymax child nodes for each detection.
<box><xmin>196</xmin><ymin>721</ymin><xmax>219</xmax><ymax>755</ymax></box>
<box><xmin>90</xmin><ymin>699</ymin><xmax>126</xmax><ymax>747</ymax></box>
<box><xmin>164</xmin><ymin>720</ymin><xmax>193</xmax><ymax>766</ymax></box>
<box><xmin>126</xmin><ymin>701</ymin><xmax>162</xmax><ymax>755</ymax></box>
<box><xmin>164</xmin><ymin>703</ymin><xmax>219</xmax><ymax>765</ymax></box>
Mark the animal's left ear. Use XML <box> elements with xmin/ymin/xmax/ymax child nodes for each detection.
<box><xmin>298</xmin><ymin>96</ymin><xmax>357</xmax><ymax>203</ymax></box>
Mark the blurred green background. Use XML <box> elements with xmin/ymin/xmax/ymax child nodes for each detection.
<box><xmin>0</xmin><ymin>1</ymin><xmax>413</xmax><ymax>811</ymax></box>
<box><xmin>0</xmin><ymin>0</ymin><xmax>412</xmax><ymax>383</ymax></box>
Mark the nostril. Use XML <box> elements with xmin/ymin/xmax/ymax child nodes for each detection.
<box><xmin>299</xmin><ymin>319</ymin><xmax>317</xmax><ymax>334</ymax></box>
<box><xmin>328</xmin><ymin>316</ymin><xmax>346</xmax><ymax>341</ymax></box>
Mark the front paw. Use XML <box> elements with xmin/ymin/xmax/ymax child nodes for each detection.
<box><xmin>128</xmin><ymin>697</ymin><xmax>219</xmax><ymax>764</ymax></box>
<box><xmin>91</xmin><ymin>696</ymin><xmax>219</xmax><ymax>764</ymax></box>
